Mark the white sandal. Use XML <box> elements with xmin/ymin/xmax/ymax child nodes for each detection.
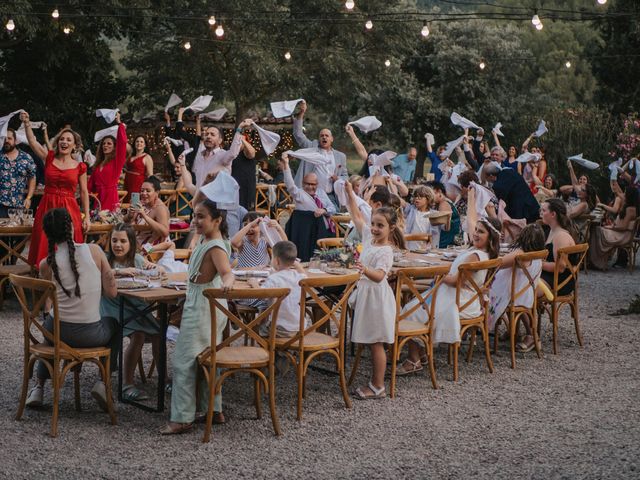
<box><xmin>354</xmin><ymin>382</ymin><xmax>386</xmax><ymax>400</ymax></box>
<box><xmin>396</xmin><ymin>359</ymin><xmax>423</xmax><ymax>376</ymax></box>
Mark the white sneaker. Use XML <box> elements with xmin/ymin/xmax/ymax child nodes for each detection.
<box><xmin>26</xmin><ymin>385</ymin><xmax>44</xmax><ymax>408</ymax></box>
<box><xmin>91</xmin><ymin>381</ymin><xmax>113</xmax><ymax>413</ymax></box>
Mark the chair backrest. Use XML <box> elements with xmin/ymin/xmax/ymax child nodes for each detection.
<box><xmin>202</xmin><ymin>288</ymin><xmax>291</xmax><ymax>362</ymax></box>
<box><xmin>255</xmin><ymin>184</ymin><xmax>271</xmax><ymax>213</ymax></box>
<box><xmin>316</xmin><ymin>237</ymin><xmax>345</xmax><ymax>249</ymax></box>
<box><xmin>0</xmin><ymin>226</ymin><xmax>33</xmax><ymax>266</ymax></box>
<box><xmin>84</xmin><ymin>223</ymin><xmax>113</xmax><ymax>251</ymax></box>
<box><xmin>117</xmin><ymin>190</ymin><xmax>128</xmax><ymax>202</ymax></box>
<box><xmin>395</xmin><ymin>265</ymin><xmax>451</xmax><ymax>334</ymax></box>
<box><xmin>456</xmin><ymin>257</ymin><xmax>502</xmax><ymax>316</ymax></box>
<box><xmin>510</xmin><ymin>249</ymin><xmax>548</xmax><ymax>308</ymax></box>
<box><xmin>331</xmin><ymin>215</ymin><xmax>351</xmax><ymax>238</ymax></box>
<box><xmin>404</xmin><ymin>232</ymin><xmax>432</xmax><ymax>245</ymax></box>
<box><xmin>160</xmin><ymin>188</ymin><xmax>193</xmax><ymax>219</ymax></box>
<box><xmin>10</xmin><ymin>274</ymin><xmax>86</xmax><ymax>362</ymax></box>
<box><xmin>279</xmin><ymin>273</ymin><xmax>360</xmax><ymax>351</ymax></box>
<box><xmin>553</xmin><ymin>243</ymin><xmax>588</xmax><ymax>296</ymax></box>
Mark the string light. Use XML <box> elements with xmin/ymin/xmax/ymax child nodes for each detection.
<box><xmin>597</xmin><ymin>0</ymin><xmax>607</xmax><ymax>4</ymax></box>
<box><xmin>284</xmin><ymin>51</ymin><xmax>291</xmax><ymax>60</ymax></box>
<box><xmin>6</xmin><ymin>19</ymin><xmax>15</xmax><ymax>31</ymax></box>
<box><xmin>384</xmin><ymin>59</ymin><xmax>391</xmax><ymax>67</ymax></box>
<box><xmin>531</xmin><ymin>14</ymin><xmax>541</xmax><ymax>26</ymax></box>
<box><xmin>565</xmin><ymin>61</ymin><xmax>571</xmax><ymax>68</ymax></box>
<box><xmin>535</xmin><ymin>21</ymin><xmax>544</xmax><ymax>30</ymax></box>
<box><xmin>207</xmin><ymin>15</ymin><xmax>216</xmax><ymax>26</ymax></box>
<box><xmin>184</xmin><ymin>41</ymin><xmax>191</xmax><ymax>50</ymax></box>
<box><xmin>215</xmin><ymin>23</ymin><xmax>224</xmax><ymax>37</ymax></box>
<box><xmin>345</xmin><ymin>0</ymin><xmax>355</xmax><ymax>10</ymax></box>
<box><xmin>365</xmin><ymin>19</ymin><xmax>373</xmax><ymax>30</ymax></box>
<box><xmin>63</xmin><ymin>26</ymin><xmax>71</xmax><ymax>34</ymax></box>
<box><xmin>479</xmin><ymin>61</ymin><xmax>486</xmax><ymax>70</ymax></box>
<box><xmin>421</xmin><ymin>21</ymin><xmax>429</xmax><ymax>37</ymax></box>
<box><xmin>52</xmin><ymin>8</ymin><xmax>60</xmax><ymax>19</ymax></box>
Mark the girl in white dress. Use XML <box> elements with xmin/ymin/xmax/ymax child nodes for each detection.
<box><xmin>344</xmin><ymin>182</ymin><xmax>405</xmax><ymax>400</ymax></box>
<box><xmin>397</xmin><ymin>187</ymin><xmax>502</xmax><ymax>375</ymax></box>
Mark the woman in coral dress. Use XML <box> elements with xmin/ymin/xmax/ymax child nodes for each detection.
<box><xmin>123</xmin><ymin>135</ymin><xmax>153</xmax><ymax>203</ymax></box>
<box><xmin>88</xmin><ymin>113</ymin><xmax>127</xmax><ymax>211</ymax></box>
<box><xmin>20</xmin><ymin>112</ymin><xmax>90</xmax><ymax>268</ymax></box>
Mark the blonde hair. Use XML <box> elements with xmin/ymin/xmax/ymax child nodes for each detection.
<box><xmin>52</xmin><ymin>128</ymin><xmax>82</xmax><ymax>156</ymax></box>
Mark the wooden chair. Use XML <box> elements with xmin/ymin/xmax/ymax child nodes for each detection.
<box><xmin>276</xmin><ymin>204</ymin><xmax>295</xmax><ymax>229</ymax></box>
<box><xmin>198</xmin><ymin>287</ymin><xmax>290</xmax><ymax>442</ymax></box>
<box><xmin>450</xmin><ymin>258</ymin><xmax>502</xmax><ymax>381</ymax></box>
<box><xmin>537</xmin><ymin>243</ymin><xmax>589</xmax><ymax>355</ymax></box>
<box><xmin>10</xmin><ymin>274</ymin><xmax>117</xmax><ymax>437</ymax></box>
<box><xmin>146</xmin><ymin>248</ymin><xmax>191</xmax><ymax>264</ymax></box>
<box><xmin>275</xmin><ymin>183</ymin><xmax>293</xmax><ymax>216</ymax></box>
<box><xmin>331</xmin><ymin>215</ymin><xmax>351</xmax><ymax>238</ymax></box>
<box><xmin>622</xmin><ymin>217</ymin><xmax>640</xmax><ymax>273</ymax></box>
<box><xmin>389</xmin><ymin>265</ymin><xmax>450</xmax><ymax>397</ymax></box>
<box><xmin>255</xmin><ymin>184</ymin><xmax>272</xmax><ymax>217</ymax></box>
<box><xmin>161</xmin><ymin>188</ymin><xmax>193</xmax><ymax>219</ymax></box>
<box><xmin>492</xmin><ymin>250</ymin><xmax>548</xmax><ymax>369</ymax></box>
<box><xmin>404</xmin><ymin>232</ymin><xmax>432</xmax><ymax>251</ymax></box>
<box><xmin>0</xmin><ymin>225</ymin><xmax>34</xmax><ymax>309</ymax></box>
<box><xmin>117</xmin><ymin>190</ymin><xmax>128</xmax><ymax>203</ymax></box>
<box><xmin>276</xmin><ymin>273</ymin><xmax>359</xmax><ymax>420</ymax></box>
<box><xmin>316</xmin><ymin>237</ymin><xmax>345</xmax><ymax>249</ymax></box>
<box><xmin>84</xmin><ymin>223</ymin><xmax>113</xmax><ymax>251</ymax></box>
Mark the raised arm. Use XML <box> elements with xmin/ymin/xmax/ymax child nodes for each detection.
<box><xmin>210</xmin><ymin>247</ymin><xmax>235</xmax><ymax>291</ymax></box>
<box><xmin>19</xmin><ymin>112</ymin><xmax>47</xmax><ymax>161</ymax></box>
<box><xmin>178</xmin><ymin>158</ymin><xmax>197</xmax><ymax>196</ymax></box>
<box><xmin>231</xmin><ymin>217</ymin><xmax>260</xmax><ymax>251</ymax></box>
<box><xmin>281</xmin><ymin>153</ymin><xmax>301</xmax><ymax>199</ymax></box>
<box><xmin>344</xmin><ymin>180</ymin><xmax>366</xmax><ymax>234</ymax></box>
<box><xmin>114</xmin><ymin>113</ymin><xmax>127</xmax><ymax>174</ymax></box>
<box><xmin>521</xmin><ymin>133</ymin><xmax>535</xmax><ymax>152</ymax></box>
<box><xmin>567</xmin><ymin>160</ymin><xmax>579</xmax><ymax>189</ymax></box>
<box><xmin>217</xmin><ymin>118</ymin><xmax>252</xmax><ymax>167</ymax></box>
<box><xmin>292</xmin><ymin>100</ymin><xmax>314</xmax><ymax>148</ymax></box>
<box><xmin>345</xmin><ymin>124</ymin><xmax>368</xmax><ymax>162</ymax></box>
<box><xmin>241</xmin><ymin>136</ymin><xmax>256</xmax><ymax>159</ymax></box>
<box><xmin>491</xmin><ymin>129</ymin><xmax>501</xmax><ymax>148</ymax></box>
<box><xmin>467</xmin><ymin>186</ymin><xmax>478</xmax><ymax>235</ymax></box>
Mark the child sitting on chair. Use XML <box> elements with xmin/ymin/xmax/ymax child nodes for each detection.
<box><xmin>231</xmin><ymin>212</ymin><xmax>287</xmax><ymax>268</ymax></box>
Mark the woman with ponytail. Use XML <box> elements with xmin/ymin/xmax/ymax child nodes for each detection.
<box><xmin>25</xmin><ymin>209</ymin><xmax>119</xmax><ymax>411</ymax></box>
<box><xmin>539</xmin><ymin>198</ymin><xmax>577</xmax><ymax>296</ymax></box>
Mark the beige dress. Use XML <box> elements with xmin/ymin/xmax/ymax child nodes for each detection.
<box><xmin>589</xmin><ymin>224</ymin><xmax>634</xmax><ymax>270</ymax></box>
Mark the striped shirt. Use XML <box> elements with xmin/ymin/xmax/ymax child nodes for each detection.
<box><xmin>237</xmin><ymin>237</ymin><xmax>270</xmax><ymax>267</ymax></box>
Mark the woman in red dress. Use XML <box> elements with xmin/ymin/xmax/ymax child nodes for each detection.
<box><xmin>123</xmin><ymin>135</ymin><xmax>153</xmax><ymax>202</ymax></box>
<box><xmin>21</xmin><ymin>112</ymin><xmax>90</xmax><ymax>268</ymax></box>
<box><xmin>88</xmin><ymin>113</ymin><xmax>127</xmax><ymax>211</ymax></box>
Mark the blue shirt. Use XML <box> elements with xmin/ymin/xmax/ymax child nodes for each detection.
<box><xmin>427</xmin><ymin>151</ymin><xmax>443</xmax><ymax>182</ymax></box>
<box><xmin>0</xmin><ymin>149</ymin><xmax>36</xmax><ymax>207</ymax></box>
<box><xmin>392</xmin><ymin>154</ymin><xmax>416</xmax><ymax>182</ymax></box>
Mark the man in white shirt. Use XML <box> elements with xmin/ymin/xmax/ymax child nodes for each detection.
<box><xmin>281</xmin><ymin>153</ymin><xmax>336</xmax><ymax>217</ymax></box>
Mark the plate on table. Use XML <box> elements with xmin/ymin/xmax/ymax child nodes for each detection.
<box><xmin>165</xmin><ymin>281</ymin><xmax>187</xmax><ymax>290</ymax></box>
<box><xmin>232</xmin><ymin>269</ymin><xmax>271</xmax><ymax>278</ymax></box>
<box><xmin>324</xmin><ymin>267</ymin><xmax>355</xmax><ymax>275</ymax></box>
<box><xmin>116</xmin><ymin>278</ymin><xmax>149</xmax><ymax>290</ymax></box>
<box><xmin>393</xmin><ymin>259</ymin><xmax>435</xmax><ymax>268</ymax></box>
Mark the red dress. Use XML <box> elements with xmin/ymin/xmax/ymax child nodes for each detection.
<box><xmin>123</xmin><ymin>154</ymin><xmax>147</xmax><ymax>202</ymax></box>
<box><xmin>88</xmin><ymin>123</ymin><xmax>127</xmax><ymax>211</ymax></box>
<box><xmin>28</xmin><ymin>152</ymin><xmax>86</xmax><ymax>267</ymax></box>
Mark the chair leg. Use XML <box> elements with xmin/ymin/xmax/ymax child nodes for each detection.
<box><xmin>296</xmin><ymin>360</ymin><xmax>304</xmax><ymax>421</ymax></box>
<box><xmin>51</xmin><ymin>368</ymin><xmax>60</xmax><ymax>438</ymax></box>
<box><xmin>531</xmin><ymin>311</ymin><xmax>543</xmax><ymax>359</ymax></box>
<box><xmin>424</xmin><ymin>338</ymin><xmax>438</xmax><ymax>390</ymax></box>
<box><xmin>552</xmin><ymin>304</ymin><xmax>559</xmax><ymax>355</ymax></box>
<box><xmin>268</xmin><ymin>362</ymin><xmax>281</xmax><ymax>436</ymax></box>
<box><xmin>571</xmin><ymin>302</ymin><xmax>583</xmax><ymax>347</ymax></box>
<box><xmin>348</xmin><ymin>344</ymin><xmax>363</xmax><ymax>387</ymax></box>
<box><xmin>482</xmin><ymin>325</ymin><xmax>494</xmax><ymax>373</ymax></box>
<box><xmin>16</xmin><ymin>356</ymin><xmax>30</xmax><ymax>421</ymax></box>
<box><xmin>509</xmin><ymin>315</ymin><xmax>518</xmax><ymax>369</ymax></box>
<box><xmin>147</xmin><ymin>359</ymin><xmax>156</xmax><ymax>380</ymax></box>
<box><xmin>492</xmin><ymin>317</ymin><xmax>501</xmax><ymax>355</ymax></box>
<box><xmin>389</xmin><ymin>339</ymin><xmax>399</xmax><ymax>399</ymax></box>
<box><xmin>336</xmin><ymin>346</ymin><xmax>352</xmax><ymax>409</ymax></box>
<box><xmin>452</xmin><ymin>343</ymin><xmax>459</xmax><ymax>381</ymax></box>
<box><xmin>466</xmin><ymin>328</ymin><xmax>476</xmax><ymax>363</ymax></box>
<box><xmin>137</xmin><ymin>356</ymin><xmax>146</xmax><ymax>384</ymax></box>
<box><xmin>202</xmin><ymin>367</ymin><xmax>216</xmax><ymax>443</ymax></box>
<box><xmin>74</xmin><ymin>369</ymin><xmax>81</xmax><ymax>412</ymax></box>
<box><xmin>254</xmin><ymin>377</ymin><xmax>263</xmax><ymax>419</ymax></box>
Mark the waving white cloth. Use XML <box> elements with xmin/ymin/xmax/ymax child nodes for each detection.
<box><xmin>425</xmin><ymin>133</ymin><xmax>435</xmax><ymax>146</ymax></box>
<box><xmin>492</xmin><ymin>122</ymin><xmax>504</xmax><ymax>137</ymax></box>
<box><xmin>259</xmin><ymin>218</ymin><xmax>282</xmax><ymax>247</ymax></box>
<box><xmin>348</xmin><ymin>116</ymin><xmax>382</xmax><ymax>134</ymax></box>
<box><xmin>0</xmin><ymin>109</ymin><xmax>24</xmax><ymax>149</ymax></box>
<box><xmin>627</xmin><ymin>158</ymin><xmax>640</xmax><ymax>184</ymax></box>
<box><xmin>516</xmin><ymin>151</ymin><xmax>541</xmax><ymax>163</ymax></box>
<box><xmin>185</xmin><ymin>95</ymin><xmax>212</xmax><ymax>114</ymax></box>
<box><xmin>451</xmin><ymin>112</ymin><xmax>480</xmax><ymax>130</ymax></box>
<box><xmin>608</xmin><ymin>158</ymin><xmax>623</xmax><ymax>181</ymax></box>
<box><xmin>469</xmin><ymin>182</ymin><xmax>494</xmax><ymax>218</ymax></box>
<box><xmin>367</xmin><ymin>151</ymin><xmax>397</xmax><ymax>176</ymax></box>
<box><xmin>165</xmin><ymin>137</ymin><xmax>184</xmax><ymax>147</ymax></box>
<box><xmin>285</xmin><ymin>148</ymin><xmax>329</xmax><ymax>166</ymax></box>
<box><xmin>333</xmin><ymin>179</ymin><xmax>372</xmax><ymax>222</ymax></box>
<box><xmin>83</xmin><ymin>149</ymin><xmax>96</xmax><ymax>167</ymax></box>
<box><xmin>441</xmin><ymin>135</ymin><xmax>466</xmax><ymax>160</ymax></box>
<box><xmin>270</xmin><ymin>99</ymin><xmax>304</xmax><ymax>118</ymax></box>
<box><xmin>250</xmin><ymin>121</ymin><xmax>280</xmax><ymax>155</ymax></box>
<box><xmin>534</xmin><ymin>119</ymin><xmax>548</xmax><ymax>138</ymax></box>
<box><xmin>15</xmin><ymin>121</ymin><xmax>43</xmax><ymax>145</ymax></box>
<box><xmin>568</xmin><ymin>153</ymin><xmax>599</xmax><ymax>170</ymax></box>
<box><xmin>199</xmin><ymin>108</ymin><xmax>227</xmax><ymax>121</ymax></box>
<box><xmin>444</xmin><ymin>161</ymin><xmax>467</xmax><ymax>194</ymax></box>
<box><xmin>96</xmin><ymin>108</ymin><xmax>119</xmax><ymax>124</ymax></box>
<box><xmin>198</xmin><ymin>170</ymin><xmax>239</xmax><ymax>210</ymax></box>
<box><xmin>94</xmin><ymin>125</ymin><xmax>119</xmax><ymax>143</ymax></box>
<box><xmin>164</xmin><ymin>93</ymin><xmax>182</xmax><ymax>112</ymax></box>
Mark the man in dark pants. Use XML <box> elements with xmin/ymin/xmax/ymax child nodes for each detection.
<box><xmin>484</xmin><ymin>164</ymin><xmax>540</xmax><ymax>223</ymax></box>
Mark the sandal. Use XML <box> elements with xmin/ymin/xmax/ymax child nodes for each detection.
<box><xmin>122</xmin><ymin>384</ymin><xmax>149</xmax><ymax>402</ymax></box>
<box><xmin>516</xmin><ymin>335</ymin><xmax>536</xmax><ymax>353</ymax></box>
<box><xmin>354</xmin><ymin>382</ymin><xmax>386</xmax><ymax>400</ymax></box>
<box><xmin>396</xmin><ymin>359</ymin><xmax>423</xmax><ymax>376</ymax></box>
<box><xmin>159</xmin><ymin>422</ymin><xmax>193</xmax><ymax>435</ymax></box>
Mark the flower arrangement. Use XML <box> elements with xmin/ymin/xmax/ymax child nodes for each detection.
<box><xmin>313</xmin><ymin>241</ymin><xmax>361</xmax><ymax>268</ymax></box>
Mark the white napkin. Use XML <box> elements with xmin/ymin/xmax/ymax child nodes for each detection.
<box><xmin>534</xmin><ymin>119</ymin><xmax>548</xmax><ymax>138</ymax></box>
<box><xmin>469</xmin><ymin>181</ymin><xmax>494</xmax><ymax>218</ymax></box>
<box><xmin>608</xmin><ymin>158</ymin><xmax>623</xmax><ymax>180</ymax></box>
<box><xmin>185</xmin><ymin>95</ymin><xmax>213</xmax><ymax>114</ymax></box>
<box><xmin>83</xmin><ymin>149</ymin><xmax>96</xmax><ymax>167</ymax></box>
<box><xmin>568</xmin><ymin>153</ymin><xmax>599</xmax><ymax>170</ymax></box>
<box><xmin>164</xmin><ymin>93</ymin><xmax>182</xmax><ymax>112</ymax></box>
<box><xmin>96</xmin><ymin>108</ymin><xmax>119</xmax><ymax>124</ymax></box>
<box><xmin>348</xmin><ymin>115</ymin><xmax>382</xmax><ymax>134</ymax></box>
<box><xmin>450</xmin><ymin>112</ymin><xmax>480</xmax><ymax>130</ymax></box>
<box><xmin>198</xmin><ymin>170</ymin><xmax>239</xmax><ymax>210</ymax></box>
<box><xmin>270</xmin><ymin>98</ymin><xmax>304</xmax><ymax>118</ymax></box>
<box><xmin>94</xmin><ymin>125</ymin><xmax>119</xmax><ymax>143</ymax></box>
<box><xmin>516</xmin><ymin>151</ymin><xmax>541</xmax><ymax>163</ymax></box>
<box><xmin>492</xmin><ymin>122</ymin><xmax>504</xmax><ymax>137</ymax></box>
<box><xmin>441</xmin><ymin>135</ymin><xmax>466</xmax><ymax>160</ymax></box>
<box><xmin>165</xmin><ymin>137</ymin><xmax>183</xmax><ymax>147</ymax></box>
<box><xmin>0</xmin><ymin>109</ymin><xmax>24</xmax><ymax>148</ymax></box>
<box><xmin>15</xmin><ymin>122</ymin><xmax>42</xmax><ymax>145</ymax></box>
<box><xmin>333</xmin><ymin>179</ymin><xmax>348</xmax><ymax>207</ymax></box>
<box><xmin>286</xmin><ymin>148</ymin><xmax>328</xmax><ymax>166</ymax></box>
<box><xmin>251</xmin><ymin>121</ymin><xmax>281</xmax><ymax>155</ymax></box>
<box><xmin>369</xmin><ymin>150</ymin><xmax>397</xmax><ymax>168</ymax></box>
<box><xmin>199</xmin><ymin>108</ymin><xmax>228</xmax><ymax>121</ymax></box>
<box><xmin>259</xmin><ymin>217</ymin><xmax>281</xmax><ymax>247</ymax></box>
<box><xmin>425</xmin><ymin>133</ymin><xmax>435</xmax><ymax>146</ymax></box>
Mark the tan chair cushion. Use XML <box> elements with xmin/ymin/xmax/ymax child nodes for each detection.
<box><xmin>275</xmin><ymin>331</ymin><xmax>338</xmax><ymax>350</ymax></box>
<box><xmin>200</xmin><ymin>346</ymin><xmax>269</xmax><ymax>367</ymax></box>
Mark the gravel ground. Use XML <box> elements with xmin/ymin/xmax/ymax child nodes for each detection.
<box><xmin>0</xmin><ymin>269</ymin><xmax>638</xmax><ymax>480</ymax></box>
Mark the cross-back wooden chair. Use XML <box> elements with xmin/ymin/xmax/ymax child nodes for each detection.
<box><xmin>316</xmin><ymin>237</ymin><xmax>345</xmax><ymax>249</ymax></box>
<box><xmin>84</xmin><ymin>223</ymin><xmax>113</xmax><ymax>251</ymax></box>
<box><xmin>404</xmin><ymin>232</ymin><xmax>432</xmax><ymax>251</ymax></box>
<box><xmin>117</xmin><ymin>190</ymin><xmax>128</xmax><ymax>203</ymax></box>
<box><xmin>450</xmin><ymin>257</ymin><xmax>502</xmax><ymax>381</ymax></box>
<box><xmin>492</xmin><ymin>250</ymin><xmax>548</xmax><ymax>369</ymax></box>
<box><xmin>10</xmin><ymin>274</ymin><xmax>117</xmax><ymax>437</ymax></box>
<box><xmin>331</xmin><ymin>215</ymin><xmax>351</xmax><ymax>238</ymax></box>
<box><xmin>389</xmin><ymin>265</ymin><xmax>450</xmax><ymax>397</ymax></box>
<box><xmin>198</xmin><ymin>287</ymin><xmax>290</xmax><ymax>442</ymax></box>
<box><xmin>275</xmin><ymin>273</ymin><xmax>359</xmax><ymax>420</ymax></box>
<box><xmin>622</xmin><ymin>217</ymin><xmax>640</xmax><ymax>273</ymax></box>
<box><xmin>276</xmin><ymin>183</ymin><xmax>293</xmax><ymax>216</ymax></box>
<box><xmin>255</xmin><ymin>184</ymin><xmax>272</xmax><ymax>217</ymax></box>
<box><xmin>0</xmin><ymin>225</ymin><xmax>34</xmax><ymax>309</ymax></box>
<box><xmin>161</xmin><ymin>188</ymin><xmax>193</xmax><ymax>219</ymax></box>
<box><xmin>538</xmin><ymin>243</ymin><xmax>589</xmax><ymax>355</ymax></box>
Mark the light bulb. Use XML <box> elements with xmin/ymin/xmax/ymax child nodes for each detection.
<box><xmin>365</xmin><ymin>20</ymin><xmax>373</xmax><ymax>30</ymax></box>
<box><xmin>345</xmin><ymin>0</ymin><xmax>355</xmax><ymax>10</ymax></box>
<box><xmin>535</xmin><ymin>22</ymin><xmax>543</xmax><ymax>30</ymax></box>
<box><xmin>52</xmin><ymin>8</ymin><xmax>60</xmax><ymax>19</ymax></box>
<box><xmin>208</xmin><ymin>15</ymin><xmax>216</xmax><ymax>26</ymax></box>
<box><xmin>421</xmin><ymin>22</ymin><xmax>429</xmax><ymax>37</ymax></box>
<box><xmin>6</xmin><ymin>19</ymin><xmax>15</xmax><ymax>31</ymax></box>
<box><xmin>384</xmin><ymin>59</ymin><xmax>391</xmax><ymax>67</ymax></box>
<box><xmin>597</xmin><ymin>0</ymin><xmax>607</xmax><ymax>4</ymax></box>
<box><xmin>215</xmin><ymin>24</ymin><xmax>224</xmax><ymax>37</ymax></box>
<box><xmin>479</xmin><ymin>61</ymin><xmax>486</xmax><ymax>70</ymax></box>
<box><xmin>284</xmin><ymin>51</ymin><xmax>291</xmax><ymax>60</ymax></box>
<box><xmin>565</xmin><ymin>61</ymin><xmax>571</xmax><ymax>68</ymax></box>
<box><xmin>531</xmin><ymin>14</ymin><xmax>541</xmax><ymax>26</ymax></box>
<box><xmin>63</xmin><ymin>26</ymin><xmax>71</xmax><ymax>34</ymax></box>
<box><xmin>184</xmin><ymin>41</ymin><xmax>191</xmax><ymax>50</ymax></box>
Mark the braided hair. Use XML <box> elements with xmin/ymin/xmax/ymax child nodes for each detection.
<box><xmin>42</xmin><ymin>208</ymin><xmax>81</xmax><ymax>298</ymax></box>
